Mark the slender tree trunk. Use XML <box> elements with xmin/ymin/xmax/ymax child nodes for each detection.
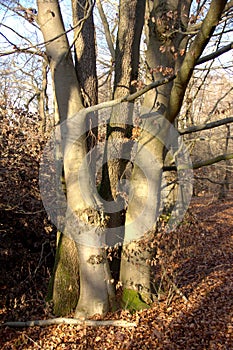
<box><xmin>99</xmin><ymin>0</ymin><xmax>146</xmax><ymax>286</ymax></box>
<box><xmin>219</xmin><ymin>125</ymin><xmax>231</xmax><ymax>199</ymax></box>
<box><xmin>71</xmin><ymin>0</ymin><xmax>116</xmax><ymax>317</ymax></box>
<box><xmin>100</xmin><ymin>0</ymin><xmax>146</xmax><ymax>237</ymax></box>
<box><xmin>72</xmin><ymin>0</ymin><xmax>98</xmax><ymax>152</ymax></box>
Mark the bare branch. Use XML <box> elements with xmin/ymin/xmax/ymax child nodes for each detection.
<box><xmin>0</xmin><ymin>4</ymin><xmax>96</xmax><ymax>58</ymax></box>
<box><xmin>224</xmin><ymin>0</ymin><xmax>233</xmax><ymax>13</ymax></box>
<box><xmin>164</xmin><ymin>153</ymin><xmax>233</xmax><ymax>171</ymax></box>
<box><xmin>0</xmin><ymin>48</ymin><xmax>45</xmax><ymax>58</ymax></box>
<box><xmin>79</xmin><ymin>74</ymin><xmax>176</xmax><ymax>115</ymax></box>
<box><xmin>187</xmin><ymin>0</ymin><xmax>233</xmax><ymax>33</ymax></box>
<box><xmin>96</xmin><ymin>0</ymin><xmax>115</xmax><ymax>60</ymax></box>
<box><xmin>0</xmin><ymin>23</ymin><xmax>34</xmax><ymax>46</ymax></box>
<box><xmin>0</xmin><ymin>1</ymin><xmax>39</xmax><ymax>29</ymax></box>
<box><xmin>167</xmin><ymin>0</ymin><xmax>228</xmax><ymax>122</ymax></box>
<box><xmin>126</xmin><ymin>75</ymin><xmax>176</xmax><ymax>102</ymax></box>
<box><xmin>193</xmin><ymin>153</ymin><xmax>233</xmax><ymax>170</ymax></box>
<box><xmin>179</xmin><ymin>117</ymin><xmax>233</xmax><ymax>135</ymax></box>
<box><xmin>3</xmin><ymin>318</ymin><xmax>137</xmax><ymax>328</ymax></box>
<box><xmin>208</xmin><ymin>87</ymin><xmax>233</xmax><ymax>119</ymax></box>
<box><xmin>195</xmin><ymin>176</ymin><xmax>233</xmax><ymax>185</ymax></box>
<box><xmin>196</xmin><ymin>42</ymin><xmax>233</xmax><ymax>66</ymax></box>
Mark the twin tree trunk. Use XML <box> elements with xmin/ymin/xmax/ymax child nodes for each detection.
<box><xmin>37</xmin><ymin>0</ymin><xmax>228</xmax><ymax>317</ymax></box>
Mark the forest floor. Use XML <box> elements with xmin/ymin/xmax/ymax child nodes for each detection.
<box><xmin>0</xmin><ymin>192</ymin><xmax>233</xmax><ymax>349</ymax></box>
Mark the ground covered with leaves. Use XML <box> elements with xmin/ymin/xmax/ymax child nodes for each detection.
<box><xmin>1</xmin><ymin>193</ymin><xmax>232</xmax><ymax>349</ymax></box>
<box><xmin>1</xmin><ymin>115</ymin><xmax>233</xmax><ymax>349</ymax></box>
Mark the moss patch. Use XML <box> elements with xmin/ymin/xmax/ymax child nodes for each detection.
<box><xmin>46</xmin><ymin>232</ymin><xmax>79</xmax><ymax>316</ymax></box>
<box><xmin>122</xmin><ymin>289</ymin><xmax>150</xmax><ymax>312</ymax></box>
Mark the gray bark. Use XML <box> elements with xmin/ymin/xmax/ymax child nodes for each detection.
<box><xmin>37</xmin><ymin>0</ymin><xmax>113</xmax><ymax>317</ymax></box>
<box><xmin>120</xmin><ymin>115</ymin><xmax>167</xmax><ymax>302</ymax></box>
<box><xmin>120</xmin><ymin>0</ymin><xmax>191</xmax><ymax>302</ymax></box>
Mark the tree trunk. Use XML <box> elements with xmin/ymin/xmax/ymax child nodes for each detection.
<box><xmin>120</xmin><ymin>0</ymin><xmax>225</xmax><ymax>306</ymax></box>
<box><xmin>37</xmin><ymin>0</ymin><xmax>113</xmax><ymax>317</ymax></box>
<box><xmin>37</xmin><ymin>0</ymin><xmax>83</xmax><ymax>315</ymax></box>
<box><xmin>219</xmin><ymin>125</ymin><xmax>231</xmax><ymax>199</ymax></box>
<box><xmin>72</xmin><ymin>0</ymin><xmax>98</xmax><ymax>153</ymax></box>
<box><xmin>100</xmin><ymin>0</ymin><xmax>146</xmax><ymax>235</ymax></box>
<box><xmin>75</xmin><ymin>239</ymin><xmax>115</xmax><ymax>318</ymax></box>
<box><xmin>39</xmin><ymin>60</ymin><xmax>49</xmax><ymax>133</ymax></box>
<box><xmin>99</xmin><ymin>0</ymin><xmax>146</xmax><ymax>286</ymax></box>
<box><xmin>120</xmin><ymin>116</ymin><xmax>166</xmax><ymax>306</ymax></box>
<box><xmin>120</xmin><ymin>0</ymin><xmax>190</xmax><ymax>307</ymax></box>
<box><xmin>48</xmin><ymin>232</ymin><xmax>79</xmax><ymax>316</ymax></box>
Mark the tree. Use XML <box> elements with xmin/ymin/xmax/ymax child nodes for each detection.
<box><xmin>1</xmin><ymin>0</ymin><xmax>232</xmax><ymax>318</ymax></box>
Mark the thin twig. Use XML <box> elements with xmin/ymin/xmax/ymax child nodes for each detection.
<box><xmin>23</xmin><ymin>333</ymin><xmax>42</xmax><ymax>349</ymax></box>
<box><xmin>161</xmin><ymin>265</ymin><xmax>189</xmax><ymax>304</ymax></box>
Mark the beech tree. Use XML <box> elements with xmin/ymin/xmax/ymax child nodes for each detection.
<box><xmin>1</xmin><ymin>0</ymin><xmax>232</xmax><ymax>318</ymax></box>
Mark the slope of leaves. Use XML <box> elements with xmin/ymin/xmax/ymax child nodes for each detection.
<box><xmin>0</xmin><ymin>111</ymin><xmax>56</xmax><ymax>339</ymax></box>
<box><xmin>0</xmin><ymin>112</ymin><xmax>233</xmax><ymax>349</ymax></box>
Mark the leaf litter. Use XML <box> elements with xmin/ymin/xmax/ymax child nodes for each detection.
<box><xmin>0</xmin><ymin>116</ymin><xmax>233</xmax><ymax>349</ymax></box>
<box><xmin>1</xmin><ymin>194</ymin><xmax>232</xmax><ymax>349</ymax></box>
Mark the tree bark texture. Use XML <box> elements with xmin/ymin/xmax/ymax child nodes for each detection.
<box><xmin>100</xmin><ymin>0</ymin><xmax>146</xmax><ymax>246</ymax></box>
<box><xmin>37</xmin><ymin>0</ymin><xmax>83</xmax><ymax>315</ymax></box>
<box><xmin>72</xmin><ymin>0</ymin><xmax>98</xmax><ymax>154</ymax></box>
<box><xmin>120</xmin><ymin>115</ymin><xmax>167</xmax><ymax>304</ymax></box>
<box><xmin>120</xmin><ymin>0</ymin><xmax>191</xmax><ymax>304</ymax></box>
<box><xmin>37</xmin><ymin>0</ymin><xmax>113</xmax><ymax>317</ymax></box>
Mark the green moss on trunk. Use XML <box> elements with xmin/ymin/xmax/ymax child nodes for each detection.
<box><xmin>47</xmin><ymin>232</ymin><xmax>79</xmax><ymax>316</ymax></box>
<box><xmin>122</xmin><ymin>289</ymin><xmax>150</xmax><ymax>312</ymax></box>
